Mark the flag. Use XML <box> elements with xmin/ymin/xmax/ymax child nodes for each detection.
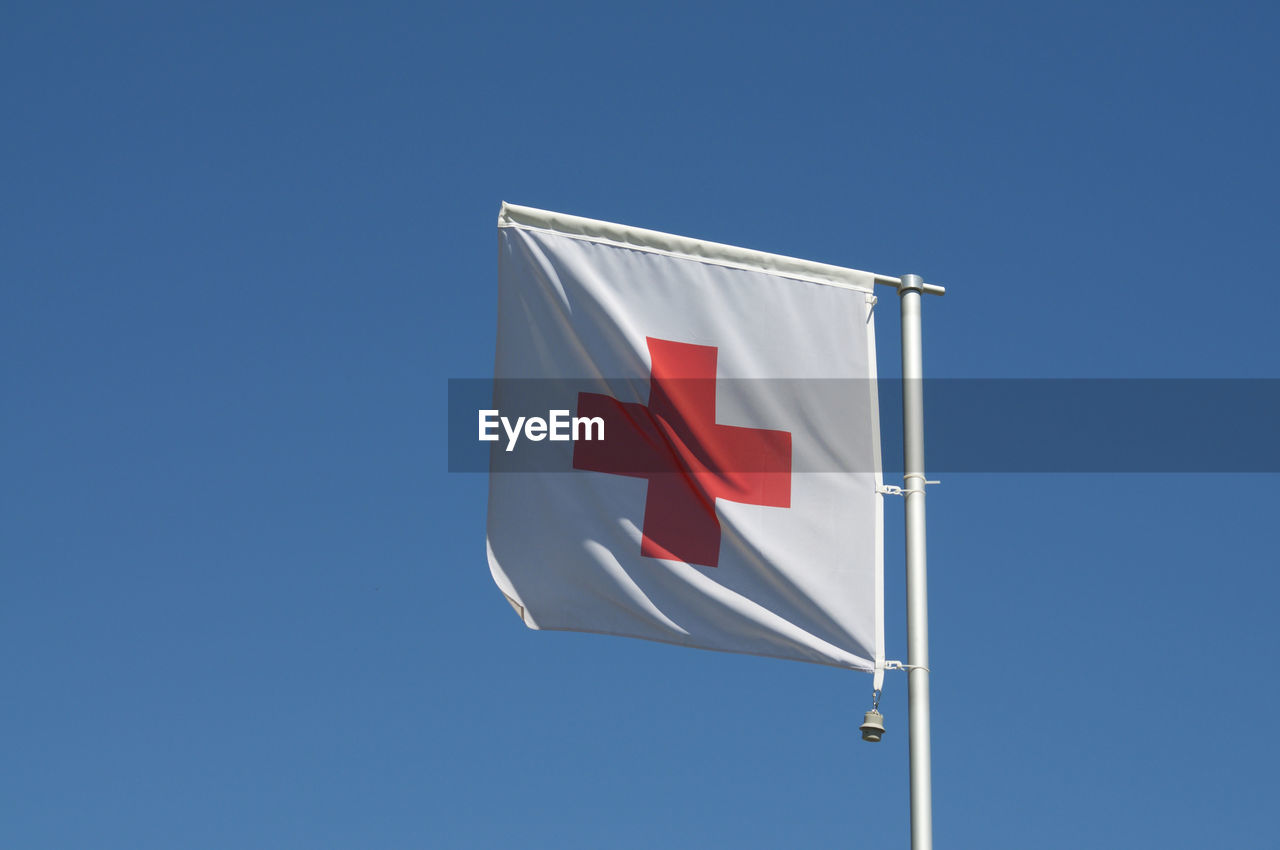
<box><xmin>486</xmin><ymin>203</ymin><xmax>885</xmax><ymax>671</ymax></box>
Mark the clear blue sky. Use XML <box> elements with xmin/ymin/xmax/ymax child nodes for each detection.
<box><xmin>3</xmin><ymin>2</ymin><xmax>1278</xmax><ymax>847</ymax></box>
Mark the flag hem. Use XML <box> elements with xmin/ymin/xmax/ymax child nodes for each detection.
<box><xmin>866</xmin><ymin>292</ymin><xmax>887</xmax><ymax>691</ymax></box>
<box><xmin>500</xmin><ymin>202</ymin><xmax>877</xmax><ymax>294</ymax></box>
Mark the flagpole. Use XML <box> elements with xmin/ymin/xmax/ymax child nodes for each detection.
<box><xmin>898</xmin><ymin>273</ymin><xmax>933</xmax><ymax>850</ymax></box>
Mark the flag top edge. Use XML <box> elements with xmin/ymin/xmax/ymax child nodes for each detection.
<box><xmin>499</xmin><ymin>202</ymin><xmax>877</xmax><ymax>294</ymax></box>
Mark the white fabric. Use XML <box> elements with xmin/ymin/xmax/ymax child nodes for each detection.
<box><xmin>488</xmin><ymin>204</ymin><xmax>884</xmax><ymax>671</ymax></box>
<box><xmin>499</xmin><ymin>202</ymin><xmax>878</xmax><ymax>293</ymax></box>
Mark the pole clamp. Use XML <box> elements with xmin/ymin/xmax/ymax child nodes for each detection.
<box><xmin>877</xmin><ymin>475</ymin><xmax>940</xmax><ymax>497</ymax></box>
<box><xmin>882</xmin><ymin>660</ymin><xmax>931</xmax><ymax>673</ymax></box>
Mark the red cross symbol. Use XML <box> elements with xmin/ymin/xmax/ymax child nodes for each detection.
<box><xmin>572</xmin><ymin>337</ymin><xmax>792</xmax><ymax>568</ymax></box>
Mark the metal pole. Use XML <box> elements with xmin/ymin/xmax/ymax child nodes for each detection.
<box><xmin>899</xmin><ymin>274</ymin><xmax>933</xmax><ymax>850</ymax></box>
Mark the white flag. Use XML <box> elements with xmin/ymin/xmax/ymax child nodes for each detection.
<box><xmin>487</xmin><ymin>203</ymin><xmax>885</xmax><ymax>671</ymax></box>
